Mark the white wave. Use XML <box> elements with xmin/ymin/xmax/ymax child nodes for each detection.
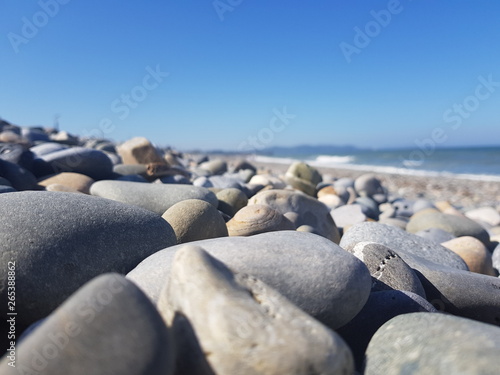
<box><xmin>311</xmin><ymin>155</ymin><xmax>356</xmax><ymax>165</ymax></box>
<box><xmin>251</xmin><ymin>155</ymin><xmax>500</xmax><ymax>182</ymax></box>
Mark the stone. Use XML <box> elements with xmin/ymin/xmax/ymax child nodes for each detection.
<box><xmin>38</xmin><ymin>172</ymin><xmax>95</xmax><ymax>194</ymax></box>
<box><xmin>364</xmin><ymin>313</ymin><xmax>500</xmax><ymax>375</ymax></box>
<box><xmin>113</xmin><ymin>163</ymin><xmax>148</xmax><ymax>177</ymax></box>
<box><xmin>50</xmin><ymin>130</ymin><xmax>79</xmax><ymax>145</ymax></box>
<box><xmin>415</xmin><ymin>227</ymin><xmax>456</xmax><ymax>244</ymax></box>
<box><xmin>21</xmin><ymin>127</ymin><xmax>50</xmax><ymax>143</ymax></box>
<box><xmin>354</xmin><ymin>174</ymin><xmax>384</xmax><ymax>197</ymax></box>
<box><xmin>340</xmin><ymin>222</ymin><xmax>468</xmax><ymax>270</ymax></box>
<box><xmin>435</xmin><ymin>200</ymin><xmax>463</xmax><ymax>216</ymax></box>
<box><xmin>466</xmin><ymin>206</ymin><xmax>500</xmax><ymax>227</ymax></box>
<box><xmin>158</xmin><ymin>246</ymin><xmax>354</xmax><ymax>375</ymax></box>
<box><xmin>331</xmin><ymin>204</ymin><xmax>366</xmax><ymax>231</ymax></box>
<box><xmin>0</xmin><ymin>143</ymin><xmax>34</xmax><ymax>170</ymax></box>
<box><xmin>226</xmin><ymin>204</ymin><xmax>295</xmax><ymax>236</ymax></box>
<box><xmin>441</xmin><ymin>236</ymin><xmax>495</xmax><ymax>276</ymax></box>
<box><xmin>90</xmin><ymin>180</ymin><xmax>218</xmax><ymax>215</ymax></box>
<box><xmin>30</xmin><ymin>142</ymin><xmax>68</xmax><ymax>157</ymax></box>
<box><xmin>117</xmin><ymin>137</ymin><xmax>165</xmax><ymax>165</ymax></box>
<box><xmin>249</xmin><ymin>189</ymin><xmax>340</xmax><ymax>243</ymax></box>
<box><xmin>162</xmin><ymin>199</ymin><xmax>228</xmax><ymax>243</ymax></box>
<box><xmin>216</xmin><ymin>188</ymin><xmax>248</xmax><ymax>217</ymax></box>
<box><xmin>407</xmin><ymin>210</ymin><xmax>491</xmax><ymax>246</ymax></box>
<box><xmin>193</xmin><ymin>175</ymin><xmax>243</xmax><ymax>189</ymax></box>
<box><xmin>231</xmin><ymin>159</ymin><xmax>257</xmax><ymax>173</ymax></box>
<box><xmin>0</xmin><ymin>159</ymin><xmax>39</xmax><ymax>190</ymax></box>
<box><xmin>333</xmin><ymin>178</ymin><xmax>355</xmax><ymax>202</ymax></box>
<box><xmin>284</xmin><ymin>161</ymin><xmax>322</xmax><ymax>196</ymax></box>
<box><xmin>391</xmin><ymin>198</ymin><xmax>415</xmax><ymax>218</ymax></box>
<box><xmin>337</xmin><ymin>291</ymin><xmax>436</xmax><ymax>371</ymax></box>
<box><xmin>354</xmin><ymin>196</ymin><xmax>380</xmax><ymax>219</ymax></box>
<box><xmin>45</xmin><ymin>183</ymin><xmax>82</xmax><ymax>193</ymax></box>
<box><xmin>0</xmin><ymin>185</ymin><xmax>16</xmax><ymax>194</ymax></box>
<box><xmin>198</xmin><ymin>159</ymin><xmax>227</xmax><ymax>175</ymax></box>
<box><xmin>318</xmin><ymin>193</ymin><xmax>344</xmax><ymax>210</ymax></box>
<box><xmin>492</xmin><ymin>243</ymin><xmax>500</xmax><ymax>274</ymax></box>
<box><xmin>248</xmin><ymin>174</ymin><xmax>286</xmax><ymax>189</ymax></box>
<box><xmin>349</xmin><ymin>242</ymin><xmax>426</xmax><ymax>297</ymax></box>
<box><xmin>317</xmin><ymin>185</ymin><xmax>337</xmax><ymax>198</ymax></box>
<box><xmin>0</xmin><ymin>191</ymin><xmax>176</xmax><ymax>344</ymax></box>
<box><xmin>128</xmin><ymin>231</ymin><xmax>371</xmax><ymax>329</ymax></box>
<box><xmin>35</xmin><ymin>147</ymin><xmax>114</xmax><ymax>180</ymax></box>
<box><xmin>378</xmin><ymin>217</ymin><xmax>408</xmax><ymax>230</ymax></box>
<box><xmin>1</xmin><ymin>274</ymin><xmax>173</xmax><ymax>375</ymax></box>
<box><xmin>412</xmin><ymin>198</ymin><xmax>436</xmax><ymax>213</ymax></box>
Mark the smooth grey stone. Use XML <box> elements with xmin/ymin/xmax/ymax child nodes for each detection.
<box><xmin>466</xmin><ymin>206</ymin><xmax>500</xmax><ymax>227</ymax></box>
<box><xmin>412</xmin><ymin>198</ymin><xmax>436</xmax><ymax>213</ymax></box>
<box><xmin>364</xmin><ymin>312</ymin><xmax>500</xmax><ymax>375</ymax></box>
<box><xmin>337</xmin><ymin>291</ymin><xmax>436</xmax><ymax>371</ymax></box>
<box><xmin>407</xmin><ymin>211</ymin><xmax>491</xmax><ymax>246</ymax></box>
<box><xmin>159</xmin><ymin>246</ymin><xmax>353</xmax><ymax>375</ymax></box>
<box><xmin>331</xmin><ymin>204</ymin><xmax>366</xmax><ymax>231</ymax></box>
<box><xmin>0</xmin><ymin>191</ymin><xmax>176</xmax><ymax>345</ymax></box>
<box><xmin>392</xmin><ymin>198</ymin><xmax>415</xmax><ymax>218</ymax></box>
<box><xmin>340</xmin><ymin>222</ymin><xmax>468</xmax><ymax>270</ymax></box>
<box><xmin>354</xmin><ymin>196</ymin><xmax>380</xmax><ymax>219</ymax></box>
<box><xmin>198</xmin><ymin>159</ymin><xmax>227</xmax><ymax>175</ymax></box>
<box><xmin>36</xmin><ymin>147</ymin><xmax>113</xmax><ymax>180</ymax></box>
<box><xmin>0</xmin><ymin>143</ymin><xmax>34</xmax><ymax>171</ymax></box>
<box><xmin>415</xmin><ymin>227</ymin><xmax>456</xmax><ymax>244</ymax></box>
<box><xmin>90</xmin><ymin>180</ymin><xmax>218</xmax><ymax>215</ymax></box>
<box><xmin>104</xmin><ymin>150</ymin><xmax>121</xmax><ymax>165</ymax></box>
<box><xmin>354</xmin><ymin>174</ymin><xmax>383</xmax><ymax>197</ymax></box>
<box><xmin>216</xmin><ymin>187</ymin><xmax>248</xmax><ymax>217</ymax></box>
<box><xmin>21</xmin><ymin>127</ymin><xmax>50</xmax><ymax>143</ymax></box>
<box><xmin>385</xmin><ymin>248</ymin><xmax>500</xmax><ymax>326</ymax></box>
<box><xmin>333</xmin><ymin>178</ymin><xmax>354</xmax><ymax>202</ymax></box>
<box><xmin>30</xmin><ymin>142</ymin><xmax>68</xmax><ymax>157</ymax></box>
<box><xmin>350</xmin><ymin>242</ymin><xmax>426</xmax><ymax>298</ymax></box>
<box><xmin>249</xmin><ymin>189</ymin><xmax>340</xmax><ymax>243</ymax></box>
<box><xmin>113</xmin><ymin>163</ymin><xmax>148</xmax><ymax>176</ymax></box>
<box><xmin>1</xmin><ymin>274</ymin><xmax>172</xmax><ymax>375</ymax></box>
<box><xmin>128</xmin><ymin>231</ymin><xmax>371</xmax><ymax>329</ymax></box>
<box><xmin>0</xmin><ymin>159</ymin><xmax>39</xmax><ymax>190</ymax></box>
<box><xmin>95</xmin><ymin>141</ymin><xmax>117</xmax><ymax>154</ymax></box>
<box><xmin>0</xmin><ymin>185</ymin><xmax>16</xmax><ymax>194</ymax></box>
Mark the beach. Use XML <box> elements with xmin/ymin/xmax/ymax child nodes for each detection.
<box><xmin>216</xmin><ymin>154</ymin><xmax>500</xmax><ymax>211</ymax></box>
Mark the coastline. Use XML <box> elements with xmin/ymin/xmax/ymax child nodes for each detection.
<box><xmin>215</xmin><ymin>154</ymin><xmax>500</xmax><ymax>211</ymax></box>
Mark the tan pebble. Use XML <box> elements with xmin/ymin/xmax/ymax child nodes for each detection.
<box><xmin>226</xmin><ymin>204</ymin><xmax>295</xmax><ymax>236</ymax></box>
<box><xmin>39</xmin><ymin>172</ymin><xmax>94</xmax><ymax>194</ymax></box>
<box><xmin>441</xmin><ymin>236</ymin><xmax>495</xmax><ymax>276</ymax></box>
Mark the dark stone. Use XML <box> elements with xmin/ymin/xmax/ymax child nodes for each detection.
<box><xmin>0</xmin><ymin>159</ymin><xmax>39</xmax><ymax>190</ymax></box>
<box><xmin>1</xmin><ymin>274</ymin><xmax>173</xmax><ymax>375</ymax></box>
<box><xmin>0</xmin><ymin>191</ymin><xmax>176</xmax><ymax>350</ymax></box>
<box><xmin>338</xmin><ymin>291</ymin><xmax>437</xmax><ymax>371</ymax></box>
<box><xmin>34</xmin><ymin>147</ymin><xmax>113</xmax><ymax>180</ymax></box>
<box><xmin>364</xmin><ymin>312</ymin><xmax>500</xmax><ymax>374</ymax></box>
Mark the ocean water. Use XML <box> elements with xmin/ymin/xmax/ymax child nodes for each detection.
<box><xmin>253</xmin><ymin>146</ymin><xmax>500</xmax><ymax>182</ymax></box>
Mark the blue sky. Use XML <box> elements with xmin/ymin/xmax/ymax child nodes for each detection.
<box><xmin>1</xmin><ymin>1</ymin><xmax>499</xmax><ymax>150</ymax></box>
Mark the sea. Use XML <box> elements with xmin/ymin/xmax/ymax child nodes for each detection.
<box><xmin>252</xmin><ymin>146</ymin><xmax>500</xmax><ymax>182</ymax></box>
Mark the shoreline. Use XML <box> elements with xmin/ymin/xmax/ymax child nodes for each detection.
<box><xmin>213</xmin><ymin>154</ymin><xmax>500</xmax><ymax>211</ymax></box>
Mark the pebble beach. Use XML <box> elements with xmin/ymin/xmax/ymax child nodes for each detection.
<box><xmin>1</xmin><ymin>121</ymin><xmax>500</xmax><ymax>374</ymax></box>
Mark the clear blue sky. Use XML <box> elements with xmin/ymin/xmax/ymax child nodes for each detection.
<box><xmin>1</xmin><ymin>1</ymin><xmax>499</xmax><ymax>150</ymax></box>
